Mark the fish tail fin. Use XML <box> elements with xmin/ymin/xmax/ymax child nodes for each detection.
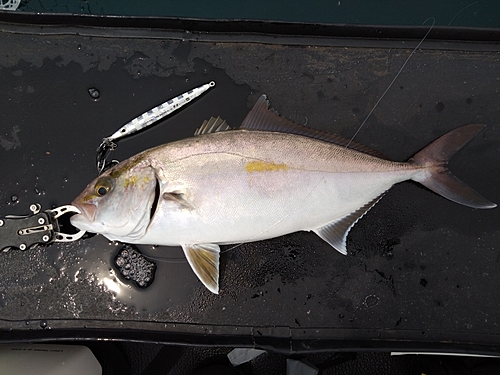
<box><xmin>410</xmin><ymin>123</ymin><xmax>496</xmax><ymax>209</ymax></box>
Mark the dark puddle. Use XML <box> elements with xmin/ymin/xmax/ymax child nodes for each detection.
<box><xmin>57</xmin><ymin>235</ymin><xmax>199</xmax><ymax>313</ymax></box>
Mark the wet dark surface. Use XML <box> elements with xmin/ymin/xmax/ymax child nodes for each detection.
<box><xmin>0</xmin><ymin>24</ymin><xmax>499</xmax><ymax>353</ymax></box>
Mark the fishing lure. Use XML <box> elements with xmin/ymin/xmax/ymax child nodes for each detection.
<box><xmin>96</xmin><ymin>81</ymin><xmax>216</xmax><ymax>173</ymax></box>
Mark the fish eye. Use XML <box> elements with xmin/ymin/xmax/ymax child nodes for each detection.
<box><xmin>95</xmin><ymin>177</ymin><xmax>114</xmax><ymax>197</ymax></box>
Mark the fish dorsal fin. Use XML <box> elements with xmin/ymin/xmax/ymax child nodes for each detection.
<box><xmin>240</xmin><ymin>95</ymin><xmax>390</xmax><ymax>160</ymax></box>
<box><xmin>194</xmin><ymin>116</ymin><xmax>230</xmax><ymax>136</ymax></box>
<box><xmin>313</xmin><ymin>193</ymin><xmax>386</xmax><ymax>254</ymax></box>
<box><xmin>182</xmin><ymin>243</ymin><xmax>220</xmax><ymax>294</ymax></box>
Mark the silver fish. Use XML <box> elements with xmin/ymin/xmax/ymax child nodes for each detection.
<box><xmin>71</xmin><ymin>95</ymin><xmax>496</xmax><ymax>294</ymax></box>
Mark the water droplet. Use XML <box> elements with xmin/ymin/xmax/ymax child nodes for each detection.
<box><xmin>34</xmin><ymin>187</ymin><xmax>40</xmax><ymax>195</ymax></box>
<box><xmin>10</xmin><ymin>195</ymin><xmax>18</xmax><ymax>203</ymax></box>
<box><xmin>88</xmin><ymin>88</ymin><xmax>100</xmax><ymax>100</ymax></box>
<box><xmin>364</xmin><ymin>295</ymin><xmax>380</xmax><ymax>308</ymax></box>
<box><xmin>40</xmin><ymin>320</ymin><xmax>48</xmax><ymax>328</ymax></box>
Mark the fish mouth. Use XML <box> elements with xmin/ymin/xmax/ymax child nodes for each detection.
<box><xmin>70</xmin><ymin>201</ymin><xmax>96</xmax><ymax>228</ymax></box>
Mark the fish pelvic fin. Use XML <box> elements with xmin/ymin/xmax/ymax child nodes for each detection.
<box><xmin>313</xmin><ymin>193</ymin><xmax>386</xmax><ymax>254</ymax></box>
<box><xmin>182</xmin><ymin>243</ymin><xmax>220</xmax><ymax>294</ymax></box>
<box><xmin>410</xmin><ymin>123</ymin><xmax>496</xmax><ymax>209</ymax></box>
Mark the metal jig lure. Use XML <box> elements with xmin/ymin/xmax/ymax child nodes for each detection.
<box><xmin>96</xmin><ymin>81</ymin><xmax>216</xmax><ymax>173</ymax></box>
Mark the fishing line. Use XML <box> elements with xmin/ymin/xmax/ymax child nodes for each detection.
<box><xmin>143</xmin><ymin>253</ymin><xmax>187</xmax><ymax>263</ymax></box>
<box><xmin>128</xmin><ymin>246</ymin><xmax>188</xmax><ymax>264</ymax></box>
<box><xmin>448</xmin><ymin>1</ymin><xmax>479</xmax><ymax>26</ymax></box>
<box><xmin>346</xmin><ymin>17</ymin><xmax>435</xmax><ymax>148</ymax></box>
<box><xmin>149</xmin><ymin>257</ymin><xmax>187</xmax><ymax>264</ymax></box>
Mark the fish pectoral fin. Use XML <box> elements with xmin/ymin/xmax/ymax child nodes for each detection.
<box><xmin>182</xmin><ymin>243</ymin><xmax>220</xmax><ymax>294</ymax></box>
<box><xmin>163</xmin><ymin>191</ymin><xmax>195</xmax><ymax>210</ymax></box>
<box><xmin>194</xmin><ymin>116</ymin><xmax>231</xmax><ymax>136</ymax></box>
<box><xmin>313</xmin><ymin>193</ymin><xmax>386</xmax><ymax>255</ymax></box>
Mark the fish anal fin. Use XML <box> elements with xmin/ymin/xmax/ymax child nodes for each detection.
<box><xmin>194</xmin><ymin>116</ymin><xmax>230</xmax><ymax>136</ymax></box>
<box><xmin>313</xmin><ymin>193</ymin><xmax>386</xmax><ymax>254</ymax></box>
<box><xmin>240</xmin><ymin>95</ymin><xmax>390</xmax><ymax>160</ymax></box>
<box><xmin>182</xmin><ymin>243</ymin><xmax>220</xmax><ymax>294</ymax></box>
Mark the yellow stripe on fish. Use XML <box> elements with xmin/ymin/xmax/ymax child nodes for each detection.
<box><xmin>245</xmin><ymin>160</ymin><xmax>288</xmax><ymax>173</ymax></box>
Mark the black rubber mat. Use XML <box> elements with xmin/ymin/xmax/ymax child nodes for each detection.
<box><xmin>0</xmin><ymin>17</ymin><xmax>499</xmax><ymax>354</ymax></box>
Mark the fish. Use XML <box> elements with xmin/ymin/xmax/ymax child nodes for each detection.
<box><xmin>70</xmin><ymin>95</ymin><xmax>496</xmax><ymax>294</ymax></box>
